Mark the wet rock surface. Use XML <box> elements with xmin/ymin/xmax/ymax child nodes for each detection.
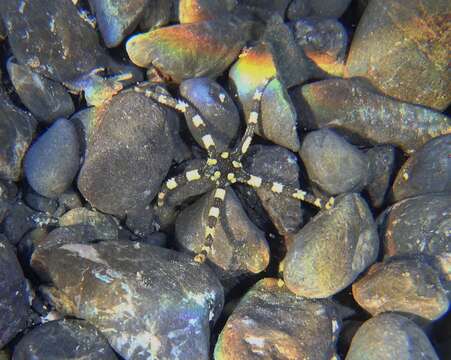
<box><xmin>178</xmin><ymin>0</ymin><xmax>236</xmax><ymax>23</ymax></box>
<box><xmin>0</xmin><ymin>236</ymin><xmax>29</xmax><ymax>348</ymax></box>
<box><xmin>77</xmin><ymin>89</ymin><xmax>173</xmax><ymax>216</ymax></box>
<box><xmin>12</xmin><ymin>319</ymin><xmax>118</xmax><ymax>360</ymax></box>
<box><xmin>31</xmin><ymin>241</ymin><xmax>224</xmax><ymax>360</ymax></box>
<box><xmin>24</xmin><ymin>118</ymin><xmax>80</xmax><ymax>199</ymax></box>
<box><xmin>346</xmin><ymin>0</ymin><xmax>451</xmax><ymax>111</ymax></box>
<box><xmin>292</xmin><ymin>78</ymin><xmax>450</xmax><ymax>153</ymax></box>
<box><xmin>346</xmin><ymin>313</ymin><xmax>439</xmax><ymax>360</ymax></box>
<box><xmin>284</xmin><ymin>193</ymin><xmax>379</xmax><ymax>298</ymax></box>
<box><xmin>214</xmin><ymin>278</ymin><xmax>340</xmax><ymax>359</ymax></box>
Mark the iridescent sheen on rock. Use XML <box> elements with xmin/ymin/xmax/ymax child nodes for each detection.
<box><xmin>178</xmin><ymin>0</ymin><xmax>236</xmax><ymax>23</ymax></box>
<box><xmin>127</xmin><ymin>15</ymin><xmax>249</xmax><ymax>82</ymax></box>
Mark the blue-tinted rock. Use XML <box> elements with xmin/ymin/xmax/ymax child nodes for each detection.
<box><xmin>12</xmin><ymin>319</ymin><xmax>118</xmax><ymax>360</ymax></box>
<box><xmin>25</xmin><ymin>118</ymin><xmax>80</xmax><ymax>198</ymax></box>
<box><xmin>1</xmin><ymin>201</ymin><xmax>39</xmax><ymax>245</ymax></box>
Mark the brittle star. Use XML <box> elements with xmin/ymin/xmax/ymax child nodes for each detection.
<box><xmin>134</xmin><ymin>78</ymin><xmax>334</xmax><ymax>263</ymax></box>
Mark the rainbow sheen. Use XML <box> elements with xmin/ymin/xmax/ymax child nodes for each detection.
<box><xmin>179</xmin><ymin>0</ymin><xmax>236</xmax><ymax>23</ymax></box>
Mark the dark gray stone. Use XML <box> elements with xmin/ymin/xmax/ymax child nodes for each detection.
<box><xmin>300</xmin><ymin>129</ymin><xmax>370</xmax><ymax>195</ymax></box>
<box><xmin>284</xmin><ymin>193</ymin><xmax>379</xmax><ymax>298</ymax></box>
<box><xmin>346</xmin><ymin>313</ymin><xmax>439</xmax><ymax>360</ymax></box>
<box><xmin>0</xmin><ymin>91</ymin><xmax>37</xmax><ymax>181</ymax></box>
<box><xmin>139</xmin><ymin>0</ymin><xmax>173</xmax><ymax>31</ymax></box>
<box><xmin>215</xmin><ymin>278</ymin><xmax>341</xmax><ymax>359</ymax></box>
<box><xmin>378</xmin><ymin>194</ymin><xmax>450</xmax><ymax>258</ymax></box>
<box><xmin>24</xmin><ymin>118</ymin><xmax>80</xmax><ymax>198</ymax></box>
<box><xmin>7</xmin><ymin>60</ymin><xmax>75</xmax><ymax>124</ymax></box>
<box><xmin>353</xmin><ymin>256</ymin><xmax>449</xmax><ymax>321</ymax></box>
<box><xmin>77</xmin><ymin>89</ymin><xmax>173</xmax><ymax>216</ymax></box>
<box><xmin>180</xmin><ymin>78</ymin><xmax>240</xmax><ymax>152</ymax></box>
<box><xmin>309</xmin><ymin>0</ymin><xmax>351</xmax><ymax>17</ymax></box>
<box><xmin>391</xmin><ymin>135</ymin><xmax>451</xmax><ymax>202</ymax></box>
<box><xmin>0</xmin><ymin>180</ymin><xmax>17</xmax><ymax>223</ymax></box>
<box><xmin>31</xmin><ymin>241</ymin><xmax>224</xmax><ymax>360</ymax></box>
<box><xmin>241</xmin><ymin>144</ymin><xmax>303</xmax><ymax>235</ymax></box>
<box><xmin>12</xmin><ymin>319</ymin><xmax>118</xmax><ymax>360</ymax></box>
<box><xmin>0</xmin><ymin>236</ymin><xmax>29</xmax><ymax>348</ymax></box>
<box><xmin>175</xmin><ymin>188</ymin><xmax>270</xmax><ymax>281</ymax></box>
<box><xmin>1</xmin><ymin>201</ymin><xmax>38</xmax><ymax>245</ymax></box>
<box><xmin>24</xmin><ymin>185</ymin><xmax>59</xmax><ymax>215</ymax></box>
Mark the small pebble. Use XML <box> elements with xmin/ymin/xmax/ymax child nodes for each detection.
<box><xmin>24</xmin><ymin>118</ymin><xmax>80</xmax><ymax>198</ymax></box>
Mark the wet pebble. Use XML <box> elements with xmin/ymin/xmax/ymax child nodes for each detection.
<box><xmin>1</xmin><ymin>201</ymin><xmax>39</xmax><ymax>245</ymax></box>
<box><xmin>346</xmin><ymin>0</ymin><xmax>451</xmax><ymax>111</ymax></box>
<box><xmin>0</xmin><ymin>235</ymin><xmax>29</xmax><ymax>348</ymax></box>
<box><xmin>12</xmin><ymin>319</ymin><xmax>118</xmax><ymax>360</ymax></box>
<box><xmin>178</xmin><ymin>0</ymin><xmax>236</xmax><ymax>23</ymax></box>
<box><xmin>292</xmin><ymin>78</ymin><xmax>450</xmax><ymax>153</ymax></box>
<box><xmin>7</xmin><ymin>60</ymin><xmax>74</xmax><ymax>124</ymax></box>
<box><xmin>299</xmin><ymin>129</ymin><xmax>370</xmax><ymax>195</ymax></box>
<box><xmin>58</xmin><ymin>207</ymin><xmax>119</xmax><ymax>241</ymax></box>
<box><xmin>346</xmin><ymin>313</ymin><xmax>439</xmax><ymax>360</ymax></box>
<box><xmin>175</xmin><ymin>188</ymin><xmax>270</xmax><ymax>280</ymax></box>
<box><xmin>391</xmin><ymin>135</ymin><xmax>450</xmax><ymax>202</ymax></box>
<box><xmin>284</xmin><ymin>193</ymin><xmax>379</xmax><ymax>298</ymax></box>
<box><xmin>89</xmin><ymin>0</ymin><xmax>148</xmax><ymax>48</ymax></box>
<box><xmin>127</xmin><ymin>15</ymin><xmax>250</xmax><ymax>82</ymax></box>
<box><xmin>378</xmin><ymin>194</ymin><xmax>450</xmax><ymax>258</ymax></box>
<box><xmin>77</xmin><ymin>89</ymin><xmax>173</xmax><ymax>216</ymax></box>
<box><xmin>31</xmin><ymin>241</ymin><xmax>224</xmax><ymax>360</ymax></box>
<box><xmin>24</xmin><ymin>118</ymin><xmax>80</xmax><ymax>198</ymax></box>
<box><xmin>241</xmin><ymin>144</ymin><xmax>303</xmax><ymax>235</ymax></box>
<box><xmin>353</xmin><ymin>256</ymin><xmax>449</xmax><ymax>321</ymax></box>
<box><xmin>139</xmin><ymin>0</ymin><xmax>173</xmax><ymax>32</ymax></box>
<box><xmin>24</xmin><ymin>185</ymin><xmax>59</xmax><ymax>215</ymax></box>
<box><xmin>0</xmin><ymin>91</ymin><xmax>37</xmax><ymax>181</ymax></box>
<box><xmin>214</xmin><ymin>278</ymin><xmax>341</xmax><ymax>359</ymax></box>
<box><xmin>180</xmin><ymin>78</ymin><xmax>240</xmax><ymax>152</ymax></box>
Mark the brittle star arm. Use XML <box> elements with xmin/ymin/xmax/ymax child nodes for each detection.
<box><xmin>134</xmin><ymin>83</ymin><xmax>218</xmax><ymax>158</ymax></box>
<box><xmin>234</xmin><ymin>78</ymin><xmax>273</xmax><ymax>160</ymax></box>
<box><xmin>236</xmin><ymin>170</ymin><xmax>335</xmax><ymax>209</ymax></box>
<box><xmin>194</xmin><ymin>185</ymin><xmax>227</xmax><ymax>264</ymax></box>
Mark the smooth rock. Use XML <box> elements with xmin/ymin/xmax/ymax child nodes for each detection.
<box><xmin>309</xmin><ymin>0</ymin><xmax>352</xmax><ymax>17</ymax></box>
<box><xmin>7</xmin><ymin>59</ymin><xmax>74</xmax><ymax>124</ymax></box>
<box><xmin>0</xmin><ymin>236</ymin><xmax>29</xmax><ymax>348</ymax></box>
<box><xmin>284</xmin><ymin>193</ymin><xmax>379</xmax><ymax>298</ymax></box>
<box><xmin>0</xmin><ymin>180</ymin><xmax>17</xmax><ymax>223</ymax></box>
<box><xmin>240</xmin><ymin>144</ymin><xmax>303</xmax><ymax>235</ymax></box>
<box><xmin>139</xmin><ymin>0</ymin><xmax>173</xmax><ymax>31</ymax></box>
<box><xmin>0</xmin><ymin>91</ymin><xmax>37</xmax><ymax>181</ymax></box>
<box><xmin>214</xmin><ymin>278</ymin><xmax>341</xmax><ymax>359</ymax></box>
<box><xmin>378</xmin><ymin>194</ymin><xmax>450</xmax><ymax>258</ymax></box>
<box><xmin>175</xmin><ymin>188</ymin><xmax>270</xmax><ymax>280</ymax></box>
<box><xmin>1</xmin><ymin>201</ymin><xmax>38</xmax><ymax>245</ymax></box>
<box><xmin>391</xmin><ymin>135</ymin><xmax>450</xmax><ymax>202</ymax></box>
<box><xmin>365</xmin><ymin>145</ymin><xmax>397</xmax><ymax>208</ymax></box>
<box><xmin>0</xmin><ymin>0</ymin><xmax>111</xmax><ymax>83</ymax></box>
<box><xmin>286</xmin><ymin>0</ymin><xmax>311</xmax><ymax>19</ymax></box>
<box><xmin>238</xmin><ymin>0</ymin><xmax>291</xmax><ymax>18</ymax></box>
<box><xmin>16</xmin><ymin>227</ymin><xmax>48</xmax><ymax>273</ymax></box>
<box><xmin>127</xmin><ymin>15</ymin><xmax>250</xmax><ymax>82</ymax></box>
<box><xmin>180</xmin><ymin>78</ymin><xmax>240</xmax><ymax>152</ymax></box>
<box><xmin>77</xmin><ymin>89</ymin><xmax>173</xmax><ymax>216</ymax></box>
<box><xmin>31</xmin><ymin>241</ymin><xmax>224</xmax><ymax>360</ymax></box>
<box><xmin>58</xmin><ymin>208</ymin><xmax>119</xmax><ymax>240</ymax></box>
<box><xmin>293</xmin><ymin>78</ymin><xmax>450</xmax><ymax>153</ymax></box>
<box><xmin>24</xmin><ymin>185</ymin><xmax>58</xmax><ymax>215</ymax></box>
<box><xmin>346</xmin><ymin>313</ymin><xmax>439</xmax><ymax>360</ymax></box>
<box><xmin>300</xmin><ymin>129</ymin><xmax>370</xmax><ymax>195</ymax></box>
<box><xmin>346</xmin><ymin>0</ymin><xmax>451</xmax><ymax>111</ymax></box>
<box><xmin>54</xmin><ymin>189</ymin><xmax>83</xmax><ymax>217</ymax></box>
<box><xmin>179</xmin><ymin>0</ymin><xmax>236</xmax><ymax>23</ymax></box>
<box><xmin>353</xmin><ymin>257</ymin><xmax>449</xmax><ymax>321</ymax></box>
<box><xmin>24</xmin><ymin>118</ymin><xmax>80</xmax><ymax>198</ymax></box>
<box><xmin>12</xmin><ymin>319</ymin><xmax>117</xmax><ymax>360</ymax></box>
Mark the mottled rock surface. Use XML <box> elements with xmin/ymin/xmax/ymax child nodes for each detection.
<box><xmin>180</xmin><ymin>78</ymin><xmax>240</xmax><ymax>152</ymax></box>
<box><xmin>175</xmin><ymin>188</ymin><xmax>270</xmax><ymax>280</ymax></box>
<box><xmin>78</xmin><ymin>89</ymin><xmax>173</xmax><ymax>216</ymax></box>
<box><xmin>284</xmin><ymin>193</ymin><xmax>379</xmax><ymax>298</ymax></box>
<box><xmin>178</xmin><ymin>0</ymin><xmax>236</xmax><ymax>23</ymax></box>
<box><xmin>353</xmin><ymin>257</ymin><xmax>449</xmax><ymax>321</ymax></box>
<box><xmin>12</xmin><ymin>319</ymin><xmax>118</xmax><ymax>360</ymax></box>
<box><xmin>0</xmin><ymin>91</ymin><xmax>36</xmax><ymax>181</ymax></box>
<box><xmin>346</xmin><ymin>0</ymin><xmax>451</xmax><ymax>111</ymax></box>
<box><xmin>7</xmin><ymin>60</ymin><xmax>74</xmax><ymax>124</ymax></box>
<box><xmin>391</xmin><ymin>135</ymin><xmax>450</xmax><ymax>202</ymax></box>
<box><xmin>1</xmin><ymin>201</ymin><xmax>39</xmax><ymax>245</ymax></box>
<box><xmin>24</xmin><ymin>118</ymin><xmax>80</xmax><ymax>198</ymax></box>
<box><xmin>215</xmin><ymin>278</ymin><xmax>340</xmax><ymax>359</ymax></box>
<box><xmin>31</xmin><ymin>241</ymin><xmax>224</xmax><ymax>360</ymax></box>
<box><xmin>0</xmin><ymin>236</ymin><xmax>29</xmax><ymax>348</ymax></box>
<box><xmin>300</xmin><ymin>129</ymin><xmax>370</xmax><ymax>195</ymax></box>
<box><xmin>346</xmin><ymin>313</ymin><xmax>439</xmax><ymax>360</ymax></box>
<box><xmin>378</xmin><ymin>194</ymin><xmax>450</xmax><ymax>258</ymax></box>
<box><xmin>292</xmin><ymin>78</ymin><xmax>450</xmax><ymax>153</ymax></box>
